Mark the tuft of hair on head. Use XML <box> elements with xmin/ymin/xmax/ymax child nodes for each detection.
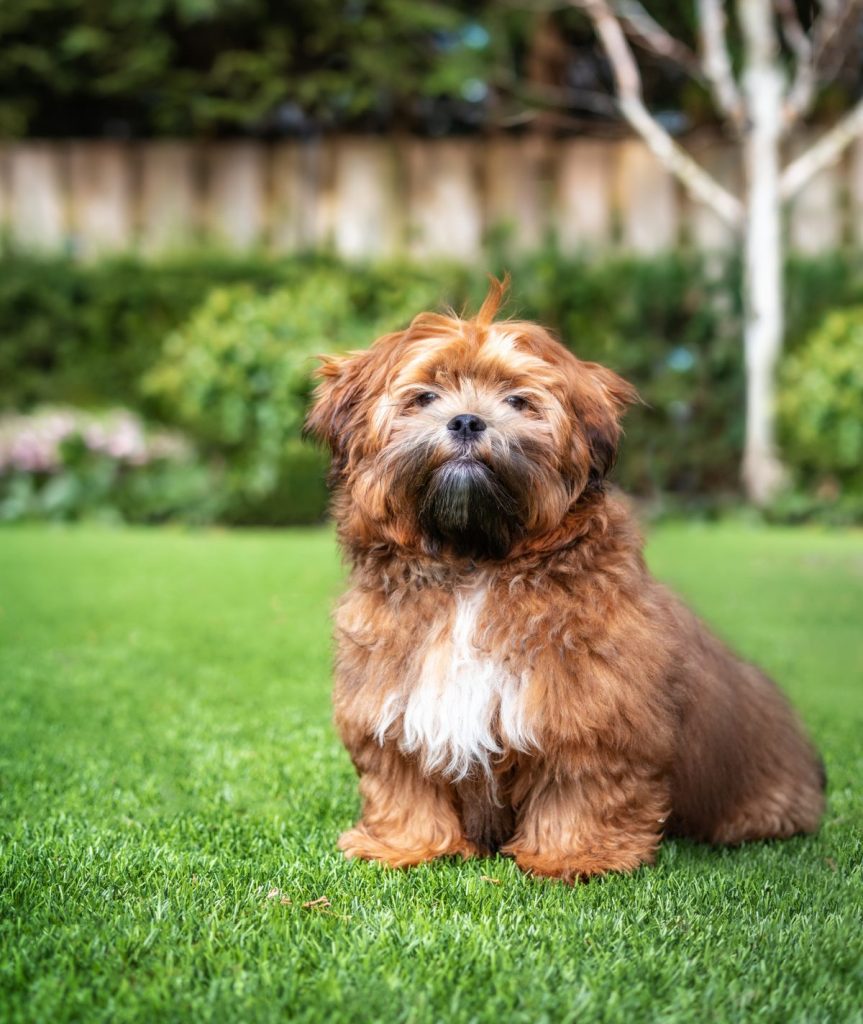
<box><xmin>475</xmin><ymin>272</ymin><xmax>511</xmax><ymax>326</ymax></box>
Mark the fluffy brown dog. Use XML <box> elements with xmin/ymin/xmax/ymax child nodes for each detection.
<box><xmin>306</xmin><ymin>279</ymin><xmax>825</xmax><ymax>882</ymax></box>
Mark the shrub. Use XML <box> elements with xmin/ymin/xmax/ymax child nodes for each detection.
<box><xmin>0</xmin><ymin>407</ymin><xmax>217</xmax><ymax>524</ymax></box>
<box><xmin>145</xmin><ymin>268</ymin><xmax>457</xmax><ymax>523</ymax></box>
<box><xmin>0</xmin><ymin>253</ymin><xmax>466</xmax><ymax>413</ymax></box>
<box><xmin>779</xmin><ymin>306</ymin><xmax>863</xmax><ymax>491</ymax></box>
<box><xmin>3</xmin><ymin>251</ymin><xmax>863</xmax><ymax>524</ymax></box>
<box><xmin>0</xmin><ymin>0</ymin><xmax>497</xmax><ymax>138</ymax></box>
<box><xmin>0</xmin><ymin>254</ymin><xmax>318</xmax><ymax>410</ymax></box>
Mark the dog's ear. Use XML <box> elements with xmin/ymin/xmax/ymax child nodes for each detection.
<box><xmin>577</xmin><ymin>362</ymin><xmax>639</xmax><ymax>487</ymax></box>
<box><xmin>304</xmin><ymin>349</ymin><xmax>374</xmax><ymax>471</ymax></box>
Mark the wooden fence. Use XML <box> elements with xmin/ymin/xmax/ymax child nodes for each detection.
<box><xmin>1</xmin><ymin>134</ymin><xmax>862</xmax><ymax>260</ymax></box>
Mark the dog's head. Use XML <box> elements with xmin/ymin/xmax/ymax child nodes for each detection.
<box><xmin>306</xmin><ymin>278</ymin><xmax>637</xmax><ymax>559</ymax></box>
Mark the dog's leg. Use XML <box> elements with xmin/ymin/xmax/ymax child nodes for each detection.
<box><xmin>339</xmin><ymin>744</ymin><xmax>478</xmax><ymax>868</ymax></box>
<box><xmin>501</xmin><ymin>756</ymin><xmax>670</xmax><ymax>882</ymax></box>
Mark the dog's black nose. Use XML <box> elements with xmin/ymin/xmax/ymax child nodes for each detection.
<box><xmin>447</xmin><ymin>413</ymin><xmax>487</xmax><ymax>439</ymax></box>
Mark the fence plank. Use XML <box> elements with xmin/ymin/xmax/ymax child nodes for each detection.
<box><xmin>332</xmin><ymin>138</ymin><xmax>402</xmax><ymax>258</ymax></box>
<box><xmin>405</xmin><ymin>139</ymin><xmax>483</xmax><ymax>259</ymax></box>
<box><xmin>8</xmin><ymin>143</ymin><xmax>67</xmax><ymax>251</ymax></box>
<box><xmin>271</xmin><ymin>140</ymin><xmax>333</xmax><ymax>252</ymax></box>
<box><xmin>139</xmin><ymin>142</ymin><xmax>200</xmax><ymax>255</ymax></box>
<box><xmin>616</xmin><ymin>139</ymin><xmax>679</xmax><ymax>252</ymax></box>
<box><xmin>205</xmin><ymin>142</ymin><xmax>267</xmax><ymax>249</ymax></box>
<box><xmin>7</xmin><ymin>134</ymin><xmax>863</xmax><ymax>260</ymax></box>
<box><xmin>684</xmin><ymin>134</ymin><xmax>740</xmax><ymax>251</ymax></box>
<box><xmin>789</xmin><ymin>134</ymin><xmax>842</xmax><ymax>253</ymax></box>
<box><xmin>68</xmin><ymin>142</ymin><xmax>133</xmax><ymax>258</ymax></box>
<box><xmin>554</xmin><ymin>139</ymin><xmax>614</xmax><ymax>251</ymax></box>
<box><xmin>484</xmin><ymin>135</ymin><xmax>549</xmax><ymax>252</ymax></box>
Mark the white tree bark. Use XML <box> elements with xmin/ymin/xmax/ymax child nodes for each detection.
<box><xmin>575</xmin><ymin>0</ymin><xmax>743</xmax><ymax>226</ymax></box>
<box><xmin>780</xmin><ymin>98</ymin><xmax>863</xmax><ymax>200</ymax></box>
<box><xmin>738</xmin><ymin>0</ymin><xmax>787</xmax><ymax>505</ymax></box>
<box><xmin>775</xmin><ymin>0</ymin><xmax>815</xmax><ymax>125</ymax></box>
<box><xmin>568</xmin><ymin>0</ymin><xmax>863</xmax><ymax>506</ymax></box>
<box><xmin>697</xmin><ymin>0</ymin><xmax>746</xmax><ymax>130</ymax></box>
<box><xmin>613</xmin><ymin>1</ymin><xmax>703</xmax><ymax>77</ymax></box>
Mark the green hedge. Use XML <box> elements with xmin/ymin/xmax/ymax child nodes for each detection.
<box><xmin>0</xmin><ymin>255</ymin><xmax>316</xmax><ymax>409</ymax></box>
<box><xmin>2</xmin><ymin>250</ymin><xmax>863</xmax><ymax>524</ymax></box>
<box><xmin>143</xmin><ymin>269</ymin><xmax>460</xmax><ymax>524</ymax></box>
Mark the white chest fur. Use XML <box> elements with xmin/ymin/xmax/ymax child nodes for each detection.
<box><xmin>373</xmin><ymin>584</ymin><xmax>535</xmax><ymax>780</ymax></box>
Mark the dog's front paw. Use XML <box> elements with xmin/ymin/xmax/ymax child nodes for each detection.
<box><xmin>338</xmin><ymin>825</ymin><xmax>479</xmax><ymax>868</ymax></box>
<box><xmin>503</xmin><ymin>844</ymin><xmax>654</xmax><ymax>884</ymax></box>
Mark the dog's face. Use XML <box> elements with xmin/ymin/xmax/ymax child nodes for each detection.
<box><xmin>306</xmin><ymin>282</ymin><xmax>636</xmax><ymax>559</ymax></box>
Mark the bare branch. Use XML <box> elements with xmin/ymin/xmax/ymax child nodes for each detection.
<box><xmin>775</xmin><ymin>0</ymin><xmax>810</xmax><ymax>61</ymax></box>
<box><xmin>572</xmin><ymin>0</ymin><xmax>744</xmax><ymax>227</ymax></box>
<box><xmin>775</xmin><ymin>0</ymin><xmax>815</xmax><ymax>126</ymax></box>
<box><xmin>507</xmin><ymin>80</ymin><xmax>620</xmax><ymax>117</ymax></box>
<box><xmin>494</xmin><ymin>106</ymin><xmax>613</xmax><ymax>131</ymax></box>
<box><xmin>811</xmin><ymin>0</ymin><xmax>863</xmax><ymax>77</ymax></box>
<box><xmin>780</xmin><ymin>97</ymin><xmax>863</xmax><ymax>200</ymax></box>
<box><xmin>613</xmin><ymin>1</ymin><xmax>703</xmax><ymax>79</ymax></box>
<box><xmin>696</xmin><ymin>0</ymin><xmax>746</xmax><ymax>132</ymax></box>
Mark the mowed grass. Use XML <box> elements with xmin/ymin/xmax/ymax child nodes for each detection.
<box><xmin>1</xmin><ymin>523</ymin><xmax>861</xmax><ymax>1024</ymax></box>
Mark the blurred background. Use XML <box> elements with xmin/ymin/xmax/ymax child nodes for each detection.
<box><xmin>2</xmin><ymin>0</ymin><xmax>863</xmax><ymax>528</ymax></box>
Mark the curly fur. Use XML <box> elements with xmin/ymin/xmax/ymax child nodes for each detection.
<box><xmin>305</xmin><ymin>277</ymin><xmax>825</xmax><ymax>882</ymax></box>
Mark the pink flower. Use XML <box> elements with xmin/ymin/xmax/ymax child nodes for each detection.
<box><xmin>0</xmin><ymin>407</ymin><xmax>192</xmax><ymax>475</ymax></box>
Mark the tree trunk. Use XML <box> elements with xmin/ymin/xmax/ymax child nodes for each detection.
<box><xmin>739</xmin><ymin>0</ymin><xmax>787</xmax><ymax>505</ymax></box>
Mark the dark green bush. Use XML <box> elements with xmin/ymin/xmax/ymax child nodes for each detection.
<box><xmin>3</xmin><ymin>250</ymin><xmax>863</xmax><ymax>524</ymax></box>
<box><xmin>0</xmin><ymin>255</ymin><xmax>301</xmax><ymax>409</ymax></box>
<box><xmin>0</xmin><ymin>253</ymin><xmax>469</xmax><ymax>413</ymax></box>
<box><xmin>0</xmin><ymin>0</ymin><xmax>495</xmax><ymax>137</ymax></box>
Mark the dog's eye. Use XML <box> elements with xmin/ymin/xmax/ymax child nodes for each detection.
<box><xmin>505</xmin><ymin>395</ymin><xmax>529</xmax><ymax>411</ymax></box>
<box><xmin>413</xmin><ymin>392</ymin><xmax>439</xmax><ymax>408</ymax></box>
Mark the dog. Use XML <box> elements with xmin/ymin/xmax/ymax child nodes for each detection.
<box><xmin>305</xmin><ymin>278</ymin><xmax>825</xmax><ymax>882</ymax></box>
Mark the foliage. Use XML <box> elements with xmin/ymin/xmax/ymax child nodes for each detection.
<box><xmin>3</xmin><ymin>0</ymin><xmax>861</xmax><ymax>139</ymax></box>
<box><xmin>1</xmin><ymin>524</ymin><xmax>861</xmax><ymax>1022</ymax></box>
<box><xmin>144</xmin><ymin>267</ymin><xmax>456</xmax><ymax>523</ymax></box>
<box><xmin>0</xmin><ymin>406</ymin><xmax>216</xmax><ymax>524</ymax></box>
<box><xmin>0</xmin><ymin>0</ymin><xmax>495</xmax><ymax>137</ymax></box>
<box><xmin>2</xmin><ymin>251</ymin><xmax>863</xmax><ymax>524</ymax></box>
<box><xmin>0</xmin><ymin>254</ymin><xmax>302</xmax><ymax>409</ymax></box>
<box><xmin>779</xmin><ymin>306</ymin><xmax>863</xmax><ymax>491</ymax></box>
<box><xmin>0</xmin><ymin>254</ymin><xmax>467</xmax><ymax>413</ymax></box>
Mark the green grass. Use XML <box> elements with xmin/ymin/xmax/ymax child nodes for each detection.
<box><xmin>1</xmin><ymin>523</ymin><xmax>861</xmax><ymax>1023</ymax></box>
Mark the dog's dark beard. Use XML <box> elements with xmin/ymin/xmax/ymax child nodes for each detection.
<box><xmin>418</xmin><ymin>457</ymin><xmax>522</xmax><ymax>560</ymax></box>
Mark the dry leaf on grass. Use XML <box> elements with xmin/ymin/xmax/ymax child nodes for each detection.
<box><xmin>302</xmin><ymin>896</ymin><xmax>332</xmax><ymax>909</ymax></box>
<box><xmin>265</xmin><ymin>887</ymin><xmax>293</xmax><ymax>904</ymax></box>
<box><xmin>265</xmin><ymin>891</ymin><xmax>341</xmax><ymax>914</ymax></box>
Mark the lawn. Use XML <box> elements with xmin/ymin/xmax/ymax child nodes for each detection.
<box><xmin>1</xmin><ymin>523</ymin><xmax>861</xmax><ymax>1023</ymax></box>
